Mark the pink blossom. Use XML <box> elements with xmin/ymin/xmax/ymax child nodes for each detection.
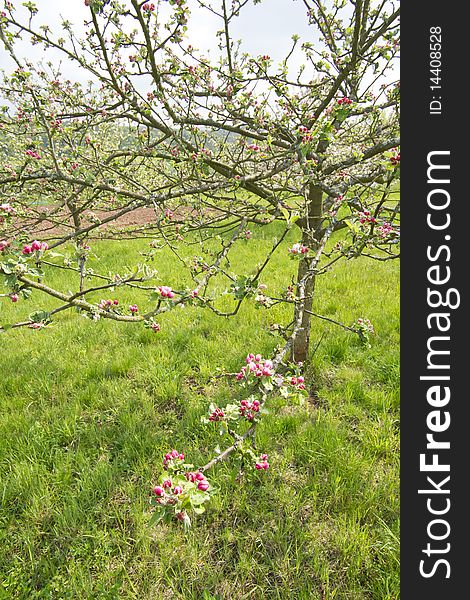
<box><xmin>358</xmin><ymin>210</ymin><xmax>377</xmax><ymax>225</ymax></box>
<box><xmin>153</xmin><ymin>486</ymin><xmax>164</xmax><ymax>497</ymax></box>
<box><xmin>255</xmin><ymin>453</ymin><xmax>269</xmax><ymax>470</ymax></box>
<box><xmin>31</xmin><ymin>240</ymin><xmax>41</xmax><ymax>251</ymax></box>
<box><xmin>290</xmin><ymin>374</ymin><xmax>306</xmax><ymax>391</ymax></box>
<box><xmin>158</xmin><ymin>286</ymin><xmax>174</xmax><ymax>299</ymax></box>
<box><xmin>197</xmin><ymin>481</ymin><xmax>209</xmax><ymax>491</ymax></box>
<box><xmin>162</xmin><ymin>479</ymin><xmax>172</xmax><ymax>489</ymax></box>
<box><xmin>0</xmin><ymin>240</ymin><xmax>9</xmax><ymax>252</ymax></box>
<box><xmin>209</xmin><ymin>407</ymin><xmax>225</xmax><ymax>422</ymax></box>
<box><xmin>25</xmin><ymin>149</ymin><xmax>41</xmax><ymax>159</ymax></box>
<box><xmin>99</xmin><ymin>299</ymin><xmax>119</xmax><ymax>310</ymax></box>
<box><xmin>151</xmin><ymin>322</ymin><xmax>161</xmax><ymax>333</ymax></box>
<box><xmin>164</xmin><ymin>208</ymin><xmax>174</xmax><ymax>219</ymax></box>
<box><xmin>173</xmin><ymin>486</ymin><xmax>183</xmax><ymax>495</ymax></box>
<box><xmin>238</xmin><ymin>354</ymin><xmax>275</xmax><ymax>382</ymax></box>
<box><xmin>22</xmin><ymin>245</ymin><xmax>33</xmax><ymax>255</ymax></box>
<box><xmin>239</xmin><ymin>397</ymin><xmax>260</xmax><ymax>420</ymax></box>
<box><xmin>10</xmin><ymin>294</ymin><xmax>19</xmax><ymax>303</ymax></box>
<box><xmin>163</xmin><ymin>450</ymin><xmax>185</xmax><ymax>469</ymax></box>
<box><xmin>288</xmin><ymin>243</ymin><xmax>309</xmax><ymax>255</ymax></box>
<box><xmin>0</xmin><ymin>203</ymin><xmax>15</xmax><ymax>214</ymax></box>
<box><xmin>376</xmin><ymin>222</ymin><xmax>395</xmax><ymax>238</ymax></box>
<box><xmin>129</xmin><ymin>304</ymin><xmax>139</xmax><ymax>314</ymax></box>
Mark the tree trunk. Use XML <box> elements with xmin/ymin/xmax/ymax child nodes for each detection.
<box><xmin>292</xmin><ymin>255</ymin><xmax>315</xmax><ymax>363</ymax></box>
<box><xmin>292</xmin><ymin>184</ymin><xmax>323</xmax><ymax>364</ymax></box>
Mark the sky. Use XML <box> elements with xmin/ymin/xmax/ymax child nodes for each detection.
<box><xmin>0</xmin><ymin>0</ymin><xmax>316</xmax><ymax>78</ymax></box>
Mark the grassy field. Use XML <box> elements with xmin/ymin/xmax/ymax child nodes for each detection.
<box><xmin>0</xmin><ymin>223</ymin><xmax>399</xmax><ymax>599</ymax></box>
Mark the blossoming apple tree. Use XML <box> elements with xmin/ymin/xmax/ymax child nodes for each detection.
<box><xmin>0</xmin><ymin>0</ymin><xmax>399</xmax><ymax>527</ymax></box>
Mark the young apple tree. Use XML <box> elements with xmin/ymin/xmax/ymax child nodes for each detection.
<box><xmin>0</xmin><ymin>0</ymin><xmax>399</xmax><ymax>525</ymax></box>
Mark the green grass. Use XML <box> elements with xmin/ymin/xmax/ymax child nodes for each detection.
<box><xmin>0</xmin><ymin>223</ymin><xmax>399</xmax><ymax>599</ymax></box>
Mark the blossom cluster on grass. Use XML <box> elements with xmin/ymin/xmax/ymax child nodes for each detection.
<box><xmin>150</xmin><ymin>449</ymin><xmax>213</xmax><ymax>531</ymax></box>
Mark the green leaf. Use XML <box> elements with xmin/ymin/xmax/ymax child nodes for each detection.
<box><xmin>190</xmin><ymin>491</ymin><xmax>210</xmax><ymax>506</ymax></box>
<box><xmin>0</xmin><ymin>263</ymin><xmax>12</xmax><ymax>275</ymax></box>
<box><xmin>29</xmin><ymin>310</ymin><xmax>51</xmax><ymax>323</ymax></box>
<box><xmin>344</xmin><ymin>220</ymin><xmax>360</xmax><ymax>234</ymax></box>
<box><xmin>148</xmin><ymin>511</ymin><xmax>164</xmax><ymax>527</ymax></box>
<box><xmin>27</xmin><ymin>268</ymin><xmax>44</xmax><ymax>278</ymax></box>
